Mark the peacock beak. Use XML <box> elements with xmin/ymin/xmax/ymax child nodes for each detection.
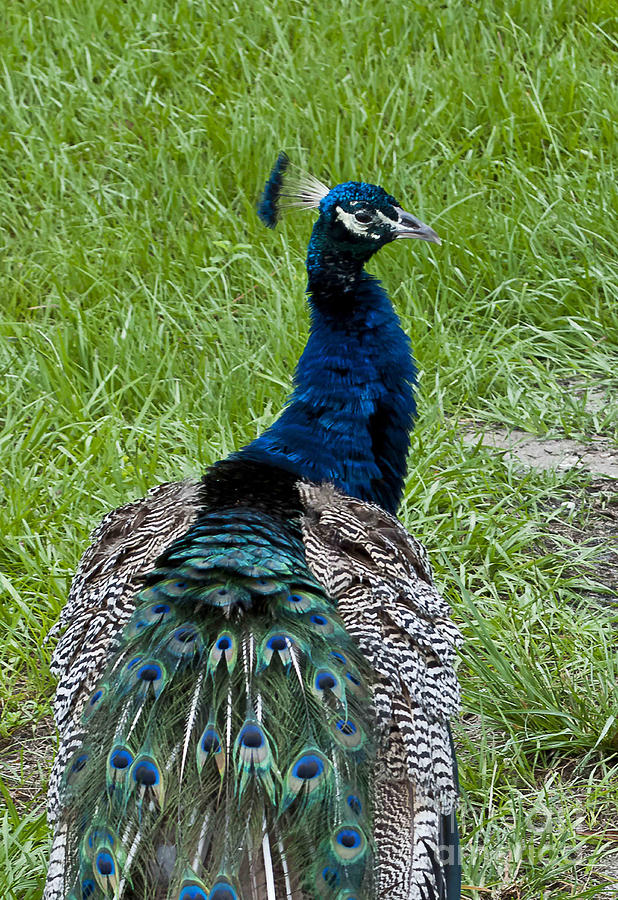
<box><xmin>392</xmin><ymin>207</ymin><xmax>441</xmax><ymax>245</ymax></box>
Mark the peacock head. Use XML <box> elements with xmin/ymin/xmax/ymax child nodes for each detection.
<box><xmin>314</xmin><ymin>180</ymin><xmax>440</xmax><ymax>256</ymax></box>
<box><xmin>257</xmin><ymin>153</ymin><xmax>440</xmax><ymax>279</ymax></box>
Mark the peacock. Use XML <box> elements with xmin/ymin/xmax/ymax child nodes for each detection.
<box><xmin>45</xmin><ymin>154</ymin><xmax>462</xmax><ymax>900</ymax></box>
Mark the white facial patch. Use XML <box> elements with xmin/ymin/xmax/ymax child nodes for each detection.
<box><xmin>335</xmin><ymin>205</ymin><xmax>381</xmax><ymax>239</ymax></box>
<box><xmin>376</xmin><ymin>209</ymin><xmax>397</xmax><ymax>227</ymax></box>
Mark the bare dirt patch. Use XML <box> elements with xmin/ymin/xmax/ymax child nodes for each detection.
<box><xmin>463</xmin><ymin>430</ymin><xmax>618</xmax><ymax>479</ymax></box>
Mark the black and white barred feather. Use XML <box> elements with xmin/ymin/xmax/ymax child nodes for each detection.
<box><xmin>300</xmin><ymin>483</ymin><xmax>461</xmax><ymax>899</ymax></box>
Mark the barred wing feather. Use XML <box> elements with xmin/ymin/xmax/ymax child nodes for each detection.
<box><xmin>300</xmin><ymin>483</ymin><xmax>461</xmax><ymax>900</ymax></box>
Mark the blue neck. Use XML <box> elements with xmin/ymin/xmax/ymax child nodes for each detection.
<box><xmin>233</xmin><ymin>246</ymin><xmax>416</xmax><ymax>514</ymax></box>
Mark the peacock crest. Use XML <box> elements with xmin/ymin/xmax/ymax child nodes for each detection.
<box><xmin>257</xmin><ymin>152</ymin><xmax>330</xmax><ymax>227</ymax></box>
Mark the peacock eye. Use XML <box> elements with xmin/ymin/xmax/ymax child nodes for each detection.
<box><xmin>353</xmin><ymin>210</ymin><xmax>373</xmax><ymax>224</ymax></box>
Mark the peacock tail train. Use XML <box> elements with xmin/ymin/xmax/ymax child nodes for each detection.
<box><xmin>49</xmin><ymin>467</ymin><xmax>378</xmax><ymax>900</ymax></box>
<box><xmin>46</xmin><ymin>156</ymin><xmax>461</xmax><ymax>900</ymax></box>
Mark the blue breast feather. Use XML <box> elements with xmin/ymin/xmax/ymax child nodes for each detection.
<box><xmin>237</xmin><ymin>275</ymin><xmax>416</xmax><ymax>514</ymax></box>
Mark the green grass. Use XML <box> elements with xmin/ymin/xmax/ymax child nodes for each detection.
<box><xmin>1</xmin><ymin>0</ymin><xmax>617</xmax><ymax>897</ymax></box>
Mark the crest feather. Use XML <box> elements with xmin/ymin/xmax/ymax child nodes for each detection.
<box><xmin>257</xmin><ymin>152</ymin><xmax>330</xmax><ymax>229</ymax></box>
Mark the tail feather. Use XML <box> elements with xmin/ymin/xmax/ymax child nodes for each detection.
<box><xmin>48</xmin><ymin>506</ymin><xmax>376</xmax><ymax>899</ymax></box>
